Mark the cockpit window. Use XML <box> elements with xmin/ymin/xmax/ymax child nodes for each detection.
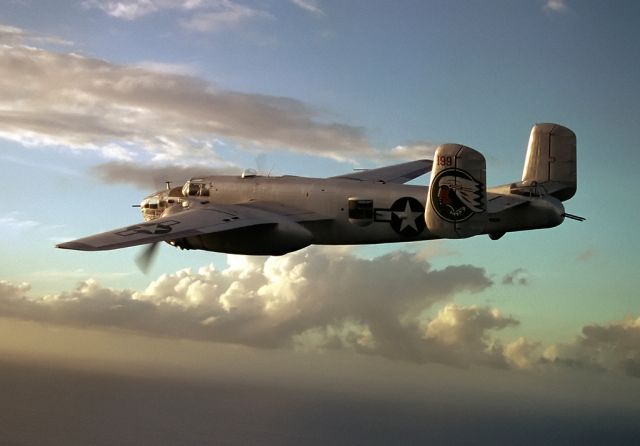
<box><xmin>182</xmin><ymin>180</ymin><xmax>210</xmax><ymax>197</ymax></box>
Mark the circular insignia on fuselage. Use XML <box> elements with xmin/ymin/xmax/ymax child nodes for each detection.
<box><xmin>389</xmin><ymin>197</ymin><xmax>426</xmax><ymax>236</ymax></box>
<box><xmin>430</xmin><ymin>168</ymin><xmax>484</xmax><ymax>223</ymax></box>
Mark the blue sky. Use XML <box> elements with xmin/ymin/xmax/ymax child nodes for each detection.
<box><xmin>1</xmin><ymin>1</ymin><xmax>640</xmax><ymax>443</ymax></box>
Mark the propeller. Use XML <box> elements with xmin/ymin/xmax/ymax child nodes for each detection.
<box><xmin>135</xmin><ymin>242</ymin><xmax>160</xmax><ymax>274</ymax></box>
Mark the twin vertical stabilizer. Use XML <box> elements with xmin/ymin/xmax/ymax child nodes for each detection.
<box><xmin>425</xmin><ymin>144</ymin><xmax>487</xmax><ymax>238</ymax></box>
<box><xmin>521</xmin><ymin>123</ymin><xmax>576</xmax><ymax>201</ymax></box>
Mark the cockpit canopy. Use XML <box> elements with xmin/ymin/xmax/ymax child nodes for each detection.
<box><xmin>182</xmin><ymin>179</ymin><xmax>210</xmax><ymax>197</ymax></box>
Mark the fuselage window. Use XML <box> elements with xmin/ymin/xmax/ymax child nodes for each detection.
<box><xmin>348</xmin><ymin>198</ymin><xmax>374</xmax><ymax>226</ymax></box>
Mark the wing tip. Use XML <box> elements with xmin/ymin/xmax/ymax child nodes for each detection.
<box><xmin>56</xmin><ymin>241</ymin><xmax>96</xmax><ymax>251</ymax></box>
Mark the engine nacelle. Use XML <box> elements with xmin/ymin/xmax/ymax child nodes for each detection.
<box><xmin>425</xmin><ymin>144</ymin><xmax>487</xmax><ymax>239</ymax></box>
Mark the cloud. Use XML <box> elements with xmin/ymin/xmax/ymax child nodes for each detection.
<box><xmin>423</xmin><ymin>304</ymin><xmax>519</xmax><ymax>368</ymax></box>
<box><xmin>180</xmin><ymin>1</ymin><xmax>272</xmax><ymax>32</ymax></box>
<box><xmin>0</xmin><ymin>247</ymin><xmax>513</xmax><ymax>367</ymax></box>
<box><xmin>291</xmin><ymin>0</ymin><xmax>325</xmax><ymax>17</ymax></box>
<box><xmin>0</xmin><ymin>24</ymin><xmax>72</xmax><ymax>46</ymax></box>
<box><xmin>4</xmin><ymin>246</ymin><xmax>640</xmax><ymax>377</ymax></box>
<box><xmin>502</xmin><ymin>268</ymin><xmax>529</xmax><ymax>286</ymax></box>
<box><xmin>92</xmin><ymin>161</ymin><xmax>239</xmax><ymax>189</ymax></box>
<box><xmin>0</xmin><ymin>40</ymin><xmax>371</xmax><ymax>162</ymax></box>
<box><xmin>84</xmin><ymin>0</ymin><xmax>272</xmax><ymax>31</ymax></box>
<box><xmin>543</xmin><ymin>0</ymin><xmax>569</xmax><ymax>13</ymax></box>
<box><xmin>543</xmin><ymin>316</ymin><xmax>640</xmax><ymax>377</ymax></box>
<box><xmin>384</xmin><ymin>141</ymin><xmax>438</xmax><ymax>162</ymax></box>
<box><xmin>0</xmin><ymin>212</ymin><xmax>41</xmax><ymax>240</ymax></box>
<box><xmin>577</xmin><ymin>249</ymin><xmax>595</xmax><ymax>262</ymax></box>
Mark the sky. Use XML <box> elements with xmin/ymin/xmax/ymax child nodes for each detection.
<box><xmin>1</xmin><ymin>0</ymin><xmax>640</xmax><ymax>444</ymax></box>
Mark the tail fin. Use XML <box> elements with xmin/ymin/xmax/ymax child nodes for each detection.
<box><xmin>425</xmin><ymin>144</ymin><xmax>487</xmax><ymax>238</ymax></box>
<box><xmin>520</xmin><ymin>123</ymin><xmax>576</xmax><ymax>201</ymax></box>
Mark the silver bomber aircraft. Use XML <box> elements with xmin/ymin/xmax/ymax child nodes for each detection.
<box><xmin>57</xmin><ymin>123</ymin><xmax>583</xmax><ymax>269</ymax></box>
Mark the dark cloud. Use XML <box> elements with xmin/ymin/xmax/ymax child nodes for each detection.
<box><xmin>92</xmin><ymin>161</ymin><xmax>239</xmax><ymax>189</ymax></box>
<box><xmin>543</xmin><ymin>316</ymin><xmax>640</xmax><ymax>378</ymax></box>
<box><xmin>502</xmin><ymin>268</ymin><xmax>529</xmax><ymax>286</ymax></box>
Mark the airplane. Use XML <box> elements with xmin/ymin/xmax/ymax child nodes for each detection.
<box><xmin>57</xmin><ymin>123</ymin><xmax>583</xmax><ymax>270</ymax></box>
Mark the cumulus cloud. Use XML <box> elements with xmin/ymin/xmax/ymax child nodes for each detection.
<box><xmin>544</xmin><ymin>316</ymin><xmax>640</xmax><ymax>377</ymax></box>
<box><xmin>4</xmin><ymin>246</ymin><xmax>639</xmax><ymax>377</ymax></box>
<box><xmin>0</xmin><ymin>39</ymin><xmax>371</xmax><ymax>162</ymax></box>
<box><xmin>0</xmin><ymin>247</ymin><xmax>516</xmax><ymax>367</ymax></box>
<box><xmin>423</xmin><ymin>304</ymin><xmax>518</xmax><ymax>368</ymax></box>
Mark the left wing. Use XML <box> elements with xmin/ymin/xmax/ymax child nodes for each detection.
<box><xmin>57</xmin><ymin>202</ymin><xmax>327</xmax><ymax>251</ymax></box>
<box><xmin>331</xmin><ymin>159</ymin><xmax>432</xmax><ymax>184</ymax></box>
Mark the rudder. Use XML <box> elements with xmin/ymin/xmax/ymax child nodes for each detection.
<box><xmin>521</xmin><ymin>123</ymin><xmax>576</xmax><ymax>201</ymax></box>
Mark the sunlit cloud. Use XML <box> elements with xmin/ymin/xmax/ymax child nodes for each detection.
<box><xmin>2</xmin><ymin>246</ymin><xmax>639</xmax><ymax>377</ymax></box>
<box><xmin>0</xmin><ymin>247</ymin><xmax>502</xmax><ymax>367</ymax></box>
<box><xmin>0</xmin><ymin>34</ymin><xmax>371</xmax><ymax>163</ymax></box>
<box><xmin>383</xmin><ymin>141</ymin><xmax>438</xmax><ymax>162</ymax></box>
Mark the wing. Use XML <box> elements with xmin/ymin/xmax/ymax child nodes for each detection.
<box><xmin>330</xmin><ymin>159</ymin><xmax>432</xmax><ymax>184</ymax></box>
<box><xmin>56</xmin><ymin>202</ymin><xmax>328</xmax><ymax>251</ymax></box>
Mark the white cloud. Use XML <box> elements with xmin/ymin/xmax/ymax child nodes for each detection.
<box><xmin>384</xmin><ymin>141</ymin><xmax>437</xmax><ymax>162</ymax></box>
<box><xmin>0</xmin><ymin>24</ymin><xmax>72</xmax><ymax>46</ymax></box>
<box><xmin>83</xmin><ymin>0</ymin><xmax>203</xmax><ymax>20</ymax></box>
<box><xmin>504</xmin><ymin>336</ymin><xmax>540</xmax><ymax>369</ymax></box>
<box><xmin>180</xmin><ymin>1</ymin><xmax>272</xmax><ymax>32</ymax></box>
<box><xmin>0</xmin><ymin>212</ymin><xmax>42</xmax><ymax>241</ymax></box>
<box><xmin>423</xmin><ymin>304</ymin><xmax>518</xmax><ymax>367</ymax></box>
<box><xmin>544</xmin><ymin>0</ymin><xmax>569</xmax><ymax>13</ymax></box>
<box><xmin>291</xmin><ymin>0</ymin><xmax>325</xmax><ymax>17</ymax></box>
<box><xmin>4</xmin><ymin>246</ymin><xmax>640</xmax><ymax>377</ymax></box>
<box><xmin>84</xmin><ymin>0</ymin><xmax>272</xmax><ymax>31</ymax></box>
<box><xmin>0</xmin><ymin>247</ymin><xmax>501</xmax><ymax>366</ymax></box>
<box><xmin>0</xmin><ymin>40</ymin><xmax>371</xmax><ymax>162</ymax></box>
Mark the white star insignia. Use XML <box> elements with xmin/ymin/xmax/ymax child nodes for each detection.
<box><xmin>393</xmin><ymin>201</ymin><xmax>422</xmax><ymax>231</ymax></box>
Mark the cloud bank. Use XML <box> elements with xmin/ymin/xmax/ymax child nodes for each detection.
<box><xmin>2</xmin><ymin>246</ymin><xmax>638</xmax><ymax>377</ymax></box>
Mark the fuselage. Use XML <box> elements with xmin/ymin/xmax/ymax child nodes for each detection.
<box><xmin>140</xmin><ymin>174</ymin><xmax>565</xmax><ymax>255</ymax></box>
